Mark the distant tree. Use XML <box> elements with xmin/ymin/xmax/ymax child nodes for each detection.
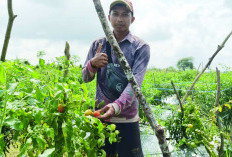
<box><xmin>177</xmin><ymin>57</ymin><xmax>194</xmax><ymax>71</ymax></box>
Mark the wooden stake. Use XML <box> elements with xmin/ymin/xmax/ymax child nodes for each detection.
<box><xmin>1</xmin><ymin>0</ymin><xmax>17</xmax><ymax>61</ymax></box>
<box><xmin>214</xmin><ymin>68</ymin><xmax>224</xmax><ymax>157</ymax></box>
<box><xmin>64</xmin><ymin>41</ymin><xmax>70</xmax><ymax>77</ymax></box>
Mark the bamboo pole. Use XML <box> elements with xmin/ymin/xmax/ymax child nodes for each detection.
<box><xmin>1</xmin><ymin>0</ymin><xmax>17</xmax><ymax>62</ymax></box>
<box><xmin>92</xmin><ymin>0</ymin><xmax>171</xmax><ymax>156</ymax></box>
<box><xmin>181</xmin><ymin>30</ymin><xmax>232</xmax><ymax>104</ymax></box>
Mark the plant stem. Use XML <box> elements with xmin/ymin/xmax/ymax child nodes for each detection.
<box><xmin>0</xmin><ymin>90</ymin><xmax>8</xmax><ymax>134</ymax></box>
<box><xmin>171</xmin><ymin>81</ymin><xmax>186</xmax><ymax>138</ymax></box>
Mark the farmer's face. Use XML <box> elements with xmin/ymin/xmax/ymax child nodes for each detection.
<box><xmin>108</xmin><ymin>5</ymin><xmax>135</xmax><ymax>33</ymax></box>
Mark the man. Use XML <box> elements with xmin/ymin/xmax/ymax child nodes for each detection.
<box><xmin>82</xmin><ymin>0</ymin><xmax>150</xmax><ymax>156</ymax></box>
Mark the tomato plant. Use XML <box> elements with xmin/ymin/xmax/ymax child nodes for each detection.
<box><xmin>0</xmin><ymin>58</ymin><xmax>119</xmax><ymax>156</ymax></box>
<box><xmin>1</xmin><ymin>59</ymin><xmax>232</xmax><ymax>156</ymax></box>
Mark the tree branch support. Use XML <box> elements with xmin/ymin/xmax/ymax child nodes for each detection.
<box><xmin>1</xmin><ymin>0</ymin><xmax>17</xmax><ymax>61</ymax></box>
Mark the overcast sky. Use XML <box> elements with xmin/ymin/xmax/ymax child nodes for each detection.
<box><xmin>0</xmin><ymin>0</ymin><xmax>232</xmax><ymax>70</ymax></box>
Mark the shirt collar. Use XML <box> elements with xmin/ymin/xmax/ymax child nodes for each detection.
<box><xmin>106</xmin><ymin>31</ymin><xmax>134</xmax><ymax>44</ymax></box>
<box><xmin>119</xmin><ymin>31</ymin><xmax>134</xmax><ymax>43</ymax></box>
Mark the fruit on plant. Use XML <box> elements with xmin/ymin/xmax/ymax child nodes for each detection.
<box><xmin>110</xmin><ymin>124</ymin><xmax>116</xmax><ymax>131</ymax></box>
<box><xmin>93</xmin><ymin>111</ymin><xmax>101</xmax><ymax>117</ymax></box>
<box><xmin>58</xmin><ymin>104</ymin><xmax>65</xmax><ymax>113</ymax></box>
<box><xmin>188</xmin><ymin>124</ymin><xmax>193</xmax><ymax>128</ymax></box>
<box><xmin>190</xmin><ymin>142</ymin><xmax>197</xmax><ymax>148</ymax></box>
<box><xmin>115</xmin><ymin>130</ymin><xmax>119</xmax><ymax>135</ymax></box>
<box><xmin>85</xmin><ymin>109</ymin><xmax>93</xmax><ymax>116</ymax></box>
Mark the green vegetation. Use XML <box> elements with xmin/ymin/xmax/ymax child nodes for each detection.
<box><xmin>142</xmin><ymin>68</ymin><xmax>232</xmax><ymax>156</ymax></box>
<box><xmin>0</xmin><ymin>58</ymin><xmax>118</xmax><ymax>157</ymax></box>
<box><xmin>1</xmin><ymin>58</ymin><xmax>232</xmax><ymax>156</ymax></box>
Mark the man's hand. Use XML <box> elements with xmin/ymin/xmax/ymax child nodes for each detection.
<box><xmin>90</xmin><ymin>43</ymin><xmax>108</xmax><ymax>68</ymax></box>
<box><xmin>98</xmin><ymin>103</ymin><xmax>115</xmax><ymax>120</ymax></box>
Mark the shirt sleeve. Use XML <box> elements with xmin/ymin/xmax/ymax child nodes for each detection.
<box><xmin>82</xmin><ymin>41</ymin><xmax>98</xmax><ymax>83</ymax></box>
<box><xmin>114</xmin><ymin>44</ymin><xmax>150</xmax><ymax>112</ymax></box>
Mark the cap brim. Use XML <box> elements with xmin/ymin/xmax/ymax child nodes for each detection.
<box><xmin>110</xmin><ymin>0</ymin><xmax>132</xmax><ymax>12</ymax></box>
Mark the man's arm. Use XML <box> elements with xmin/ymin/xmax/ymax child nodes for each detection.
<box><xmin>82</xmin><ymin>42</ymin><xmax>108</xmax><ymax>83</ymax></box>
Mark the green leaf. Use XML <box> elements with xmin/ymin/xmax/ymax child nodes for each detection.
<box><xmin>18</xmin><ymin>138</ymin><xmax>32</xmax><ymax>156</ymax></box>
<box><xmin>26</xmin><ymin>66</ymin><xmax>39</xmax><ymax>79</ymax></box>
<box><xmin>4</xmin><ymin>118</ymin><xmax>23</xmax><ymax>131</ymax></box>
<box><xmin>13</xmin><ymin>92</ymin><xmax>24</xmax><ymax>98</ymax></box>
<box><xmin>97</xmin><ymin>100</ymin><xmax>104</xmax><ymax>108</ymax></box>
<box><xmin>81</xmin><ymin>84</ymin><xmax>88</xmax><ymax>99</ymax></box>
<box><xmin>34</xmin><ymin>111</ymin><xmax>43</xmax><ymax>123</ymax></box>
<box><xmin>39</xmin><ymin>58</ymin><xmax>45</xmax><ymax>67</ymax></box>
<box><xmin>52</xmin><ymin>117</ymin><xmax>58</xmax><ymax>135</ymax></box>
<box><xmin>63</xmin><ymin>120</ymin><xmax>74</xmax><ymax>156</ymax></box>
<box><xmin>38</xmin><ymin>148</ymin><xmax>55</xmax><ymax>157</ymax></box>
<box><xmin>97</xmin><ymin>138</ymin><xmax>104</xmax><ymax>148</ymax></box>
<box><xmin>7</xmin><ymin>83</ymin><xmax>18</xmax><ymax>95</ymax></box>
<box><xmin>54</xmin><ymin>90</ymin><xmax>63</xmax><ymax>99</ymax></box>
<box><xmin>100</xmin><ymin>149</ymin><xmax>106</xmax><ymax>157</ymax></box>
<box><xmin>27</xmin><ymin>96</ymin><xmax>40</xmax><ymax>105</ymax></box>
<box><xmin>0</xmin><ymin>134</ymin><xmax>5</xmax><ymax>152</ymax></box>
<box><xmin>0</xmin><ymin>65</ymin><xmax>6</xmax><ymax>85</ymax></box>
<box><xmin>45</xmin><ymin>128</ymin><xmax>54</xmax><ymax>139</ymax></box>
<box><xmin>109</xmin><ymin>137</ymin><xmax>113</xmax><ymax>144</ymax></box>
<box><xmin>35</xmin><ymin>87</ymin><xmax>46</xmax><ymax>102</ymax></box>
<box><xmin>36</xmin><ymin>136</ymin><xmax>46</xmax><ymax>150</ymax></box>
<box><xmin>30</xmin><ymin>78</ymin><xmax>41</xmax><ymax>84</ymax></box>
<box><xmin>0</xmin><ymin>152</ymin><xmax>4</xmax><ymax>157</ymax></box>
<box><xmin>0</xmin><ymin>90</ymin><xmax>4</xmax><ymax>98</ymax></box>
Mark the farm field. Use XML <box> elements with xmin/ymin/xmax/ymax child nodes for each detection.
<box><xmin>0</xmin><ymin>58</ymin><xmax>232</xmax><ymax>156</ymax></box>
<box><xmin>141</xmin><ymin>67</ymin><xmax>232</xmax><ymax>156</ymax></box>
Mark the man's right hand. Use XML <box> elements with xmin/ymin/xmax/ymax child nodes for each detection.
<box><xmin>90</xmin><ymin>43</ymin><xmax>108</xmax><ymax>69</ymax></box>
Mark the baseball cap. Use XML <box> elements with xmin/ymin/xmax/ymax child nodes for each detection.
<box><xmin>110</xmin><ymin>0</ymin><xmax>134</xmax><ymax>14</ymax></box>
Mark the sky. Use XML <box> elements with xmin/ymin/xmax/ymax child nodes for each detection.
<box><xmin>0</xmin><ymin>0</ymin><xmax>232</xmax><ymax>70</ymax></box>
